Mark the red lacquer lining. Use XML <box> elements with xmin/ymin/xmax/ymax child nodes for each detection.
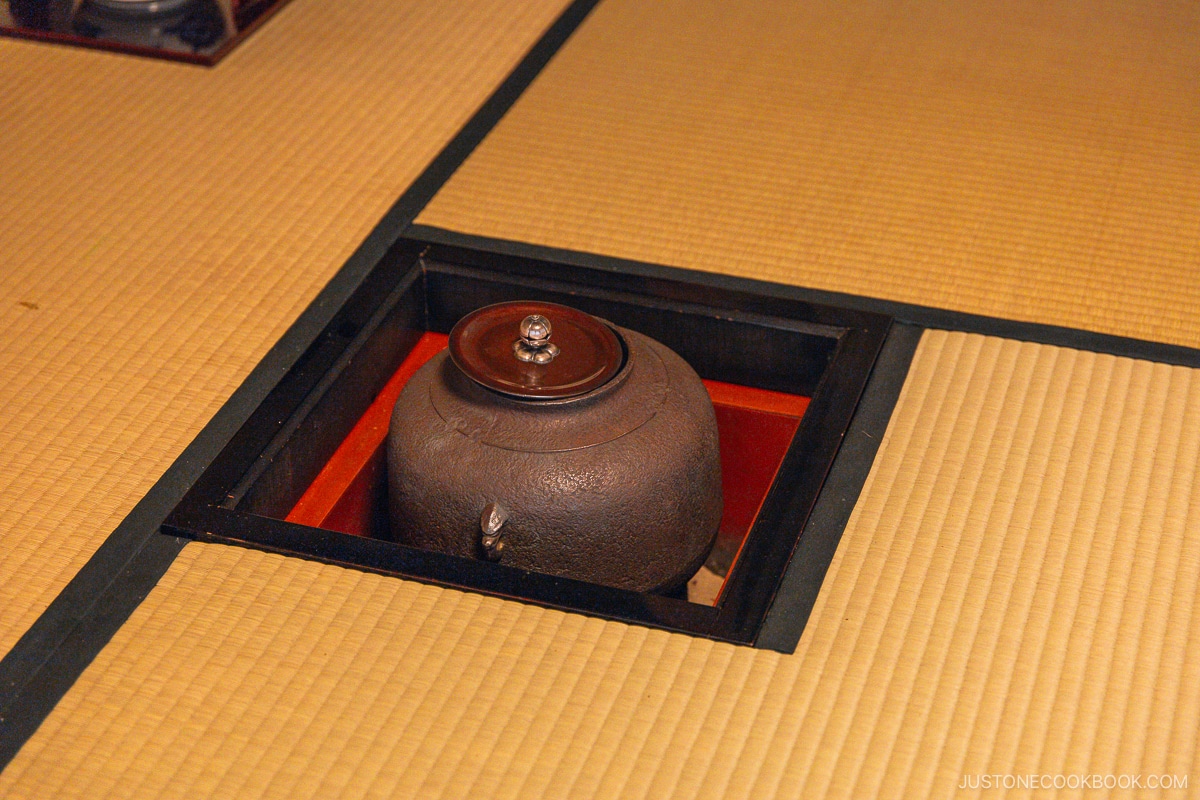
<box><xmin>285</xmin><ymin>331</ymin><xmax>809</xmax><ymax>605</ymax></box>
<box><xmin>285</xmin><ymin>332</ymin><xmax>448</xmax><ymax>534</ymax></box>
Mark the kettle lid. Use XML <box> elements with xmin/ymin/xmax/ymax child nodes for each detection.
<box><xmin>448</xmin><ymin>301</ymin><xmax>624</xmax><ymax>400</ymax></box>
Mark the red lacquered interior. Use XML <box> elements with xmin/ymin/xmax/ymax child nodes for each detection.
<box><xmin>286</xmin><ymin>332</ymin><xmax>809</xmax><ymax>605</ymax></box>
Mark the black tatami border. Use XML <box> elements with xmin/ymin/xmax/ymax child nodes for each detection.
<box><xmin>0</xmin><ymin>0</ymin><xmax>603</xmax><ymax>770</ymax></box>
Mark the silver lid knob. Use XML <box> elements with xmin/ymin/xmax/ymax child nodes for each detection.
<box><xmin>514</xmin><ymin>314</ymin><xmax>560</xmax><ymax>363</ymax></box>
<box><xmin>520</xmin><ymin>314</ymin><xmax>551</xmax><ymax>342</ymax></box>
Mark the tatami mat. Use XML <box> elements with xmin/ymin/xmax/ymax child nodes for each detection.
<box><xmin>4</xmin><ymin>330</ymin><xmax>1196</xmax><ymax>798</ymax></box>
<box><xmin>418</xmin><ymin>0</ymin><xmax>1200</xmax><ymax>349</ymax></box>
<box><xmin>0</xmin><ymin>0</ymin><xmax>570</xmax><ymax>658</ymax></box>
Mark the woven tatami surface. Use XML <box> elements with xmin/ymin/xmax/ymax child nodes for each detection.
<box><xmin>4</xmin><ymin>330</ymin><xmax>1197</xmax><ymax>798</ymax></box>
<box><xmin>419</xmin><ymin>0</ymin><xmax>1200</xmax><ymax>348</ymax></box>
<box><xmin>0</xmin><ymin>0</ymin><xmax>569</xmax><ymax>658</ymax></box>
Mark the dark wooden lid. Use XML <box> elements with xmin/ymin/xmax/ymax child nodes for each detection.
<box><xmin>448</xmin><ymin>301</ymin><xmax>623</xmax><ymax>399</ymax></box>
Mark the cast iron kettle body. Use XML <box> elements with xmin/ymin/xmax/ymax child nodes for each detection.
<box><xmin>387</xmin><ymin>301</ymin><xmax>723</xmax><ymax>593</ymax></box>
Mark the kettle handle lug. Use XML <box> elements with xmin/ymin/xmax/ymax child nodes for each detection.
<box><xmin>480</xmin><ymin>502</ymin><xmax>507</xmax><ymax>561</ymax></box>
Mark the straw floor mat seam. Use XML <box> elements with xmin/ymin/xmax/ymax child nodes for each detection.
<box><xmin>418</xmin><ymin>0</ymin><xmax>1200</xmax><ymax>349</ymax></box>
<box><xmin>2</xmin><ymin>330</ymin><xmax>1196</xmax><ymax>798</ymax></box>
<box><xmin>0</xmin><ymin>0</ymin><xmax>570</xmax><ymax>659</ymax></box>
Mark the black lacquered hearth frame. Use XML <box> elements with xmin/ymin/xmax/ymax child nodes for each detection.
<box><xmin>162</xmin><ymin>237</ymin><xmax>890</xmax><ymax>646</ymax></box>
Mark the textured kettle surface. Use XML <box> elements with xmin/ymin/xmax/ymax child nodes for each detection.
<box><xmin>387</xmin><ymin>327</ymin><xmax>722</xmax><ymax>593</ymax></box>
